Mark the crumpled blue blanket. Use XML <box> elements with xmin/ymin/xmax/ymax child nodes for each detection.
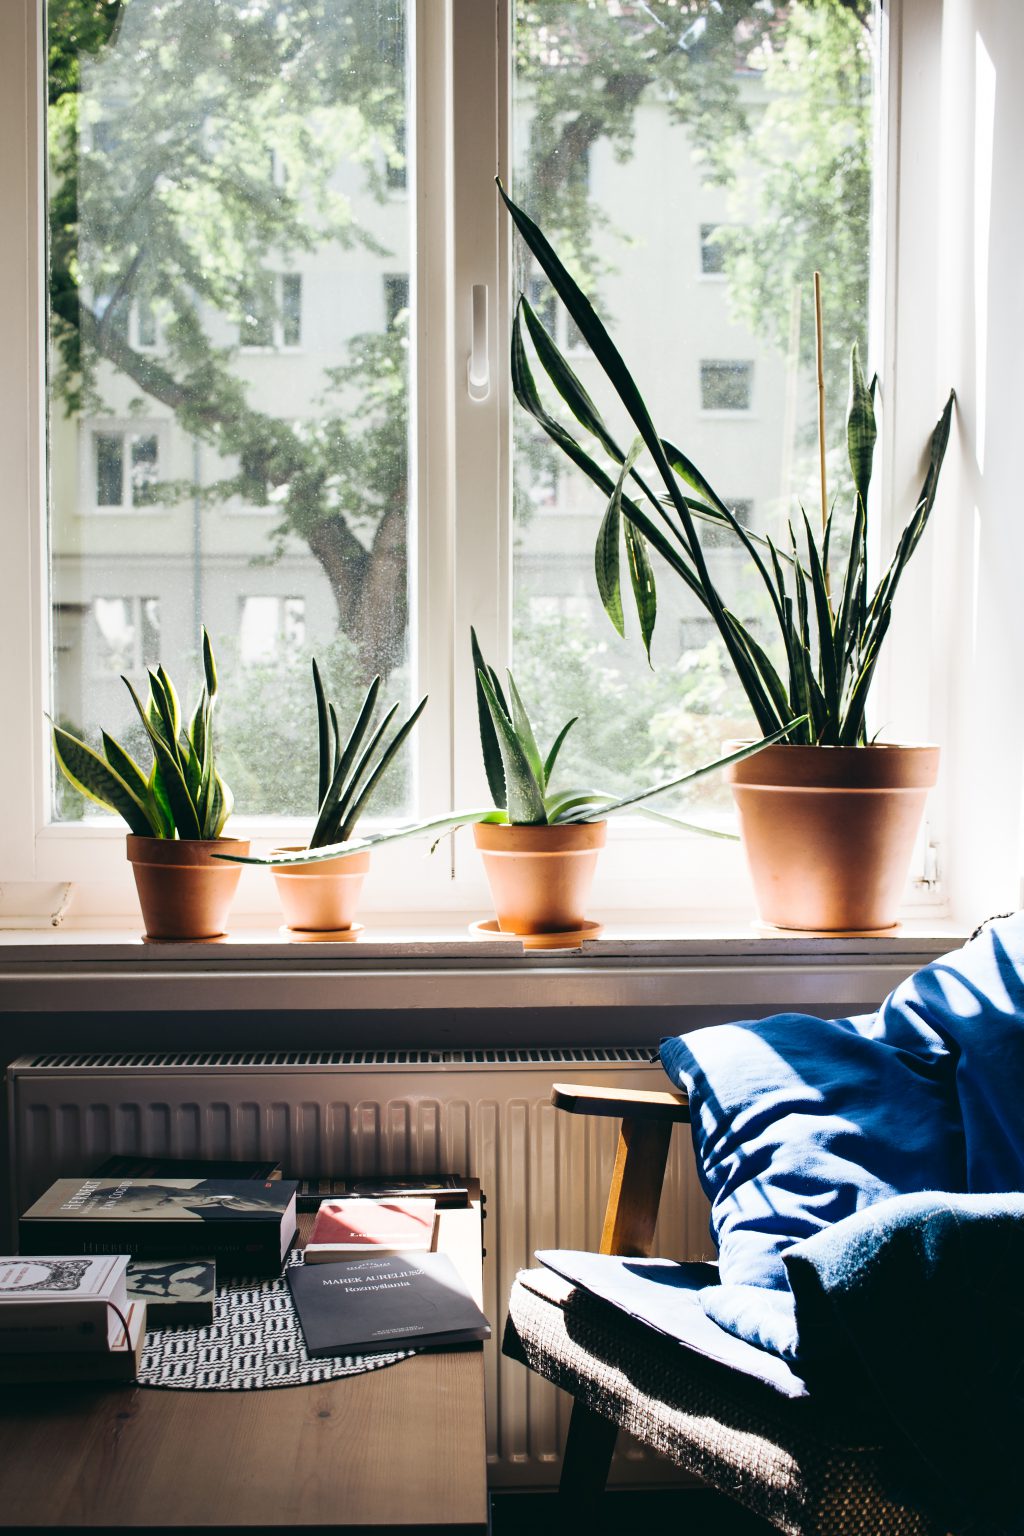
<box><xmin>659</xmin><ymin>913</ymin><xmax>1024</xmax><ymax>1534</ymax></box>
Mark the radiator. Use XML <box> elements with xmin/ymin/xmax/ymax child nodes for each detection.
<box><xmin>6</xmin><ymin>1048</ymin><xmax>711</xmax><ymax>1489</ymax></box>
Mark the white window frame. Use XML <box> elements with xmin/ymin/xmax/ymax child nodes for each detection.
<box><xmin>80</xmin><ymin>420</ymin><xmax>166</xmax><ymax>515</ymax></box>
<box><xmin>0</xmin><ymin>0</ymin><xmax>996</xmax><ymax>928</ymax></box>
<box><xmin>238</xmin><ymin>271</ymin><xmax>304</xmax><ymax>353</ymax></box>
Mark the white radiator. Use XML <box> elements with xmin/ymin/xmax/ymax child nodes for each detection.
<box><xmin>6</xmin><ymin>1048</ymin><xmax>711</xmax><ymax>1489</ymax></box>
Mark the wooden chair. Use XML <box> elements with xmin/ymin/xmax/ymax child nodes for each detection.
<box><xmin>502</xmin><ymin>1083</ymin><xmax>942</xmax><ymax>1535</ymax></box>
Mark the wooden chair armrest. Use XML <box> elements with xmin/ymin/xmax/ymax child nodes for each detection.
<box><xmin>551</xmin><ymin>1082</ymin><xmax>690</xmax><ymax>1123</ymax></box>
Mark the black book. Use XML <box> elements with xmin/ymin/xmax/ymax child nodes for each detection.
<box><xmin>20</xmin><ymin>1178</ymin><xmax>298</xmax><ymax>1277</ymax></box>
<box><xmin>288</xmin><ymin>1252</ymin><xmax>490</xmax><ymax>1357</ymax></box>
<box><xmin>94</xmin><ymin>1155</ymin><xmax>282</xmax><ymax>1182</ymax></box>
<box><xmin>295</xmin><ymin>1175</ymin><xmax>469</xmax><ymax>1212</ymax></box>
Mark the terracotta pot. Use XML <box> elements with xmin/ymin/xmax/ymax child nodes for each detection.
<box><xmin>725</xmin><ymin>743</ymin><xmax>940</xmax><ymax>932</ymax></box>
<box><xmin>126</xmin><ymin>835</ymin><xmax>250</xmax><ymax>941</ymax></box>
<box><xmin>473</xmin><ymin>821</ymin><xmax>606</xmax><ymax>935</ymax></box>
<box><xmin>271</xmin><ymin>848</ymin><xmax>370</xmax><ymax>932</ymax></box>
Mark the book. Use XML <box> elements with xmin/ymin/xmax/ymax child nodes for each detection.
<box><xmin>127</xmin><ymin>1257</ymin><xmax>216</xmax><ymax>1326</ymax></box>
<box><xmin>296</xmin><ymin>1175</ymin><xmax>469</xmax><ymax>1212</ymax></box>
<box><xmin>288</xmin><ymin>1252</ymin><xmax>490</xmax><ymax>1356</ymax></box>
<box><xmin>0</xmin><ymin>1300</ymin><xmax>147</xmax><ymax>1384</ymax></box>
<box><xmin>20</xmin><ymin>1177</ymin><xmax>298</xmax><ymax>1277</ymax></box>
<box><xmin>304</xmin><ymin>1198</ymin><xmax>436</xmax><ymax>1264</ymax></box>
<box><xmin>0</xmin><ymin>1254</ymin><xmax>130</xmax><ymax>1353</ymax></box>
<box><xmin>94</xmin><ymin>1155</ymin><xmax>282</xmax><ymax>1182</ymax></box>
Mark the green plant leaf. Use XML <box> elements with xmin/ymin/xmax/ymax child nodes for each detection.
<box><xmin>312</xmin><ymin>658</ymin><xmax>332</xmax><ymax>812</ymax></box>
<box><xmin>505</xmin><ymin>672</ymin><xmax>545</xmax><ymax>790</ymax></box>
<box><xmin>146</xmin><ymin>757</ymin><xmax>174</xmax><ymax>838</ymax></box>
<box><xmin>595</xmin><ymin>437</ymin><xmax>644</xmax><ymax>641</ymax></box>
<box><xmin>521</xmin><ymin>296</ymin><xmax>624</xmax><ymax>464</ymax></box>
<box><xmin>319</xmin><ymin>699</ymin><xmax>399</xmax><ymax>846</ymax></box>
<box><xmin>557</xmin><ymin>721</ymin><xmax>808</xmax><ymax>822</ymax></box>
<box><xmin>155</xmin><ymin>666</ymin><xmax>182</xmax><ymax>744</ymax></box>
<box><xmin>846</xmin><ymin>341</ymin><xmax>877</xmax><ymax>513</ymax></box>
<box><xmin>310</xmin><ymin>676</ymin><xmax>382</xmax><ymax>847</ymax></box>
<box><xmin>624</xmin><ymin>514</ymin><xmax>656</xmax><ymax>663</ymax></box>
<box><xmin>542</xmin><ymin>716</ymin><xmax>577</xmax><ymax>788</ymax></box>
<box><xmin>338</xmin><ymin>695</ymin><xmax>428</xmax><ymax>843</ymax></box>
<box><xmin>471</xmin><ymin>627</ymin><xmax>507</xmax><ymax>809</ymax></box>
<box><xmin>124</xmin><ymin>677</ymin><xmax>202</xmax><ymax>839</ymax></box>
<box><xmin>100</xmin><ymin>731</ymin><xmax>150</xmax><ymax>804</ymax></box>
<box><xmin>202</xmin><ymin>626</ymin><xmax>218</xmax><ymax>700</ymax></box>
<box><xmin>51</xmin><ymin>723</ymin><xmax>156</xmax><ymax>835</ymax></box>
<box><xmin>634</xmin><ymin>805</ymin><xmax>740</xmax><ymax>841</ymax></box>
<box><xmin>544</xmin><ymin>789</ymin><xmax>611</xmax><ymax>823</ymax></box>
<box><xmin>217</xmin><ymin>810</ymin><xmax>498</xmax><ymax>867</ymax></box>
<box><xmin>477</xmin><ymin>668</ymin><xmax>547</xmax><ymax>824</ymax></box>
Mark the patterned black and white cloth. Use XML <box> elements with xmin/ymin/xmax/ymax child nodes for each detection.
<box><xmin>138</xmin><ymin>1251</ymin><xmax>415</xmax><ymax>1390</ymax></box>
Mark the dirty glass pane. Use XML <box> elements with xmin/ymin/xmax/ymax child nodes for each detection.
<box><xmin>47</xmin><ymin>0</ymin><xmax>413</xmax><ymax>821</ymax></box>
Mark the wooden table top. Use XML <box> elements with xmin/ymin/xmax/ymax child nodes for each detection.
<box><xmin>0</xmin><ymin>1194</ymin><xmax>488</xmax><ymax>1531</ymax></box>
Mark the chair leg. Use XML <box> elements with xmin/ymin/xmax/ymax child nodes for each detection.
<box><xmin>559</xmin><ymin>1400</ymin><xmax>619</xmax><ymax>1497</ymax></box>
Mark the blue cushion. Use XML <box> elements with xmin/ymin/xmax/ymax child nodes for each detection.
<box><xmin>659</xmin><ymin>1001</ymin><xmax>964</xmax><ymax>1291</ymax></box>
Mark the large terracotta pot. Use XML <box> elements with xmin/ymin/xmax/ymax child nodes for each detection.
<box><xmin>725</xmin><ymin>743</ymin><xmax>940</xmax><ymax>932</ymax></box>
<box><xmin>126</xmin><ymin>835</ymin><xmax>250</xmax><ymax>941</ymax></box>
<box><xmin>473</xmin><ymin>821</ymin><xmax>606</xmax><ymax>935</ymax></box>
<box><xmin>271</xmin><ymin>848</ymin><xmax>370</xmax><ymax>933</ymax></box>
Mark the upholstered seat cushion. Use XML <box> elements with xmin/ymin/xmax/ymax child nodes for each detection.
<box><xmin>504</xmin><ymin>1266</ymin><xmax>937</xmax><ymax>1536</ymax></box>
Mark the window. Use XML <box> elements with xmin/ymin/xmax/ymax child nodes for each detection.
<box><xmin>91</xmin><ymin>597</ymin><xmax>161</xmax><ymax>676</ymax></box>
<box><xmin>700</xmin><ymin>362</ymin><xmax>754</xmax><ymax>413</ymax></box>
<box><xmin>700</xmin><ymin>223</ymin><xmax>729</xmax><ymax>276</ymax></box>
<box><xmin>2</xmin><ymin>0</ymin><xmax>984</xmax><ymax>922</ymax></box>
<box><xmin>240</xmin><ymin>273</ymin><xmax>304</xmax><ymax>350</ymax></box>
<box><xmin>239</xmin><ymin>596</ymin><xmax>306</xmax><ymax>665</ymax></box>
<box><xmin>89</xmin><ymin>428</ymin><xmax>161</xmax><ymax>510</ymax></box>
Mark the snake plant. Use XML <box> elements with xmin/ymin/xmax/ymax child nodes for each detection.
<box><xmin>472</xmin><ymin>629</ymin><xmax>803</xmax><ymax>832</ymax></box>
<box><xmin>499</xmin><ymin>181</ymin><xmax>954</xmax><ymax>747</ymax></box>
<box><xmin>50</xmin><ymin>627</ymin><xmax>233</xmax><ymax>838</ymax></box>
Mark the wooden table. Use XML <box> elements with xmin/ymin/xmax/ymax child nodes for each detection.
<box><xmin>0</xmin><ymin>1196</ymin><xmax>488</xmax><ymax>1532</ymax></box>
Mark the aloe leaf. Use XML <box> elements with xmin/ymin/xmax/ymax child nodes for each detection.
<box><xmin>100</xmin><ymin>731</ymin><xmax>150</xmax><ymax>804</ymax></box>
<box><xmin>124</xmin><ymin>677</ymin><xmax>202</xmax><ymax>839</ymax></box>
<box><xmin>312</xmin><ymin>658</ymin><xmax>332</xmax><ymax>811</ymax></box>
<box><xmin>471</xmin><ymin>627</ymin><xmax>507</xmax><ymax>809</ymax></box>
<box><xmin>316</xmin><ymin>699</ymin><xmax>398</xmax><ymax>847</ymax></box>
<box><xmin>338</xmin><ymin>695</ymin><xmax>428</xmax><ymax>843</ymax></box>
<box><xmin>51</xmin><ymin>723</ymin><xmax>156</xmax><ymax>835</ymax></box>
<box><xmin>846</xmin><ymin>341</ymin><xmax>877</xmax><ymax>513</ymax></box>
<box><xmin>542</xmin><ymin>715</ymin><xmax>577</xmax><ymax>788</ymax></box>
<box><xmin>505</xmin><ymin>672</ymin><xmax>545</xmax><ymax>790</ymax></box>
<box><xmin>217</xmin><ymin>809</ymin><xmax>498</xmax><ymax>867</ymax></box>
<box><xmin>557</xmin><ymin>721</ymin><xmax>808</xmax><ymax>822</ymax></box>
<box><xmin>202</xmin><ymin>626</ymin><xmax>218</xmax><ymax>700</ymax></box>
<box><xmin>544</xmin><ymin>789</ymin><xmax>611</xmax><ymax>823</ymax></box>
<box><xmin>634</xmin><ymin>804</ymin><xmax>740</xmax><ymax>841</ymax></box>
<box><xmin>477</xmin><ymin>668</ymin><xmax>547</xmax><ymax>824</ymax></box>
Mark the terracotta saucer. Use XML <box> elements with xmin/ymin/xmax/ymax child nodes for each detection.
<box><xmin>279</xmin><ymin>922</ymin><xmax>364</xmax><ymax>942</ymax></box>
<box><xmin>468</xmin><ymin>917</ymin><xmax>603</xmax><ymax>950</ymax></box>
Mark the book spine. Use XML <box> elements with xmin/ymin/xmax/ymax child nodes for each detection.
<box><xmin>0</xmin><ymin>1304</ymin><xmax>116</xmax><ymax>1353</ymax></box>
<box><xmin>20</xmin><ymin>1220</ymin><xmax>281</xmax><ymax>1273</ymax></box>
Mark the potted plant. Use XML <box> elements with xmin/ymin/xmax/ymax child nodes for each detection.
<box><xmin>50</xmin><ymin>628</ymin><xmax>249</xmax><ymax>940</ymax></box>
<box><xmin>470</xmin><ymin>630</ymin><xmax>799</xmax><ymax>939</ymax></box>
<box><xmin>217</xmin><ymin>663</ymin><xmax>473</xmax><ymax>935</ymax></box>
<box><xmin>499</xmin><ymin>183</ymin><xmax>954</xmax><ymax>932</ymax></box>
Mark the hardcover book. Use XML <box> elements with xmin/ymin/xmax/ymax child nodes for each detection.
<box><xmin>287</xmin><ymin>1252</ymin><xmax>490</xmax><ymax>1356</ymax></box>
<box><xmin>0</xmin><ymin>1253</ymin><xmax>130</xmax><ymax>1353</ymax></box>
<box><xmin>305</xmin><ymin>1197</ymin><xmax>436</xmax><ymax>1264</ymax></box>
<box><xmin>20</xmin><ymin>1178</ymin><xmax>298</xmax><ymax>1276</ymax></box>
<box><xmin>0</xmin><ymin>1299</ymin><xmax>147</xmax><ymax>1384</ymax></box>
<box><xmin>127</xmin><ymin>1257</ymin><xmax>216</xmax><ymax>1326</ymax></box>
<box><xmin>94</xmin><ymin>1155</ymin><xmax>282</xmax><ymax>1182</ymax></box>
<box><xmin>296</xmin><ymin>1175</ymin><xmax>468</xmax><ymax>1211</ymax></box>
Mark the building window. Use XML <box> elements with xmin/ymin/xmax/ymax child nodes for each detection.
<box><xmin>703</xmin><ymin>498</ymin><xmax>753</xmax><ymax>548</ymax></box>
<box><xmin>700</xmin><ymin>361</ymin><xmax>753</xmax><ymax>412</ymax></box>
<box><xmin>239</xmin><ymin>595</ymin><xmax>306</xmax><ymax>664</ymax></box>
<box><xmin>700</xmin><ymin>223</ymin><xmax>729</xmax><ymax>275</ymax></box>
<box><xmin>383</xmin><ymin>273</ymin><xmax>409</xmax><ymax>331</ymax></box>
<box><xmin>91</xmin><ymin>596</ymin><xmax>161</xmax><ymax>676</ymax></box>
<box><xmin>240</xmin><ymin>273</ymin><xmax>303</xmax><ymax>349</ymax></box>
<box><xmin>90</xmin><ymin>428</ymin><xmax>161</xmax><ymax>510</ymax></box>
<box><xmin>135</xmin><ymin>298</ymin><xmax>158</xmax><ymax>349</ymax></box>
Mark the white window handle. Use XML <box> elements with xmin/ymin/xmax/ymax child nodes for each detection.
<box><xmin>467</xmin><ymin>283</ymin><xmax>490</xmax><ymax>401</ymax></box>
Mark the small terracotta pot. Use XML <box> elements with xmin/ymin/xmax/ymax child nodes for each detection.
<box><xmin>725</xmin><ymin>743</ymin><xmax>940</xmax><ymax>932</ymax></box>
<box><xmin>271</xmin><ymin>848</ymin><xmax>370</xmax><ymax>933</ymax></box>
<box><xmin>473</xmin><ymin>821</ymin><xmax>606</xmax><ymax>935</ymax></box>
<box><xmin>126</xmin><ymin>835</ymin><xmax>250</xmax><ymax>941</ymax></box>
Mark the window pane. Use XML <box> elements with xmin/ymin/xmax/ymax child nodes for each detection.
<box><xmin>48</xmin><ymin>0</ymin><xmax>413</xmax><ymax>821</ymax></box>
<box><xmin>512</xmin><ymin>1</ymin><xmax>876</xmax><ymax>815</ymax></box>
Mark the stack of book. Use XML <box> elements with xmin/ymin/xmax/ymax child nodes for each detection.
<box><xmin>0</xmin><ymin>1254</ymin><xmax>146</xmax><ymax>1383</ymax></box>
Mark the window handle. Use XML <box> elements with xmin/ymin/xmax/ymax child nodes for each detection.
<box><xmin>467</xmin><ymin>283</ymin><xmax>490</xmax><ymax>401</ymax></box>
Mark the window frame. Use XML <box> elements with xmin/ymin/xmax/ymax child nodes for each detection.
<box><xmin>0</xmin><ymin>0</ymin><xmax>968</xmax><ymax>926</ymax></box>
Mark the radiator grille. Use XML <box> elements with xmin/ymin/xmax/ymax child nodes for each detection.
<box><xmin>7</xmin><ymin>1049</ymin><xmax>707</xmax><ymax>1489</ymax></box>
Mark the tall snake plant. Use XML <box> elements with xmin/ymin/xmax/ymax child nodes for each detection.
<box><xmin>499</xmin><ymin>182</ymin><xmax>954</xmax><ymax>747</ymax></box>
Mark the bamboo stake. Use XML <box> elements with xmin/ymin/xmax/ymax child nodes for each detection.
<box><xmin>813</xmin><ymin>271</ymin><xmax>831</xmax><ymax>605</ymax></box>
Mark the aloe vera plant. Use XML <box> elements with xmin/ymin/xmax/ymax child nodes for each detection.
<box><xmin>499</xmin><ymin>182</ymin><xmax>954</xmax><ymax>747</ymax></box>
<box><xmin>472</xmin><ymin>629</ymin><xmax>803</xmax><ymax>831</ymax></box>
<box><xmin>50</xmin><ymin>628</ymin><xmax>233</xmax><ymax>838</ymax></box>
